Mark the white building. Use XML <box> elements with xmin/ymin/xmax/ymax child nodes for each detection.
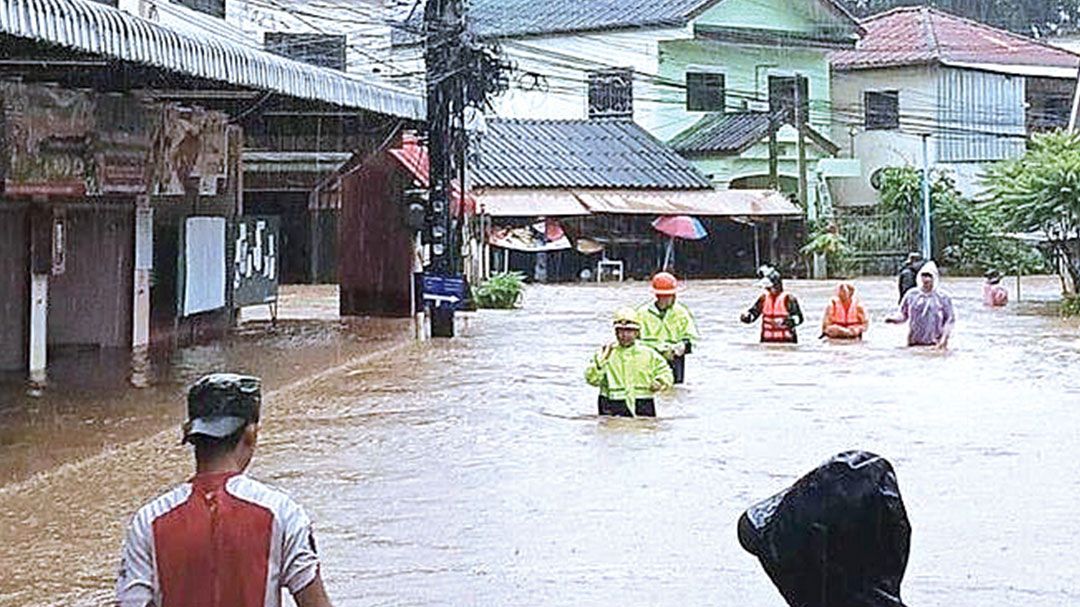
<box><xmin>829</xmin><ymin>7</ymin><xmax>1080</xmax><ymax>206</ymax></box>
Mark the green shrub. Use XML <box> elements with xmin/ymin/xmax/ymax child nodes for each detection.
<box><xmin>802</xmin><ymin>221</ymin><xmax>854</xmax><ymax>278</ymax></box>
<box><xmin>471</xmin><ymin>272</ymin><xmax>525</xmax><ymax>309</ymax></box>
<box><xmin>1062</xmin><ymin>294</ymin><xmax>1080</xmax><ymax>318</ymax></box>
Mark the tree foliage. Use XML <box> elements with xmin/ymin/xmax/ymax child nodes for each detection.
<box><xmin>879</xmin><ymin>167</ymin><xmax>1045</xmax><ymax>276</ymax></box>
<box><xmin>841</xmin><ymin>0</ymin><xmax>1080</xmax><ymax>37</ymax></box>
<box><xmin>984</xmin><ymin>130</ymin><xmax>1080</xmax><ymax>294</ymax></box>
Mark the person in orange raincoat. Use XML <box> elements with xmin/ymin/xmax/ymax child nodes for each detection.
<box><xmin>820</xmin><ymin>282</ymin><xmax>868</xmax><ymax>340</ymax></box>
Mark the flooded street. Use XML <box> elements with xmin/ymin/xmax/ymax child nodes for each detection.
<box><xmin>3</xmin><ymin>277</ymin><xmax>1080</xmax><ymax>606</ymax></box>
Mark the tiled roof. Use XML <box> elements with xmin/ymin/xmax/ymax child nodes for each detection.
<box><xmin>831</xmin><ymin>6</ymin><xmax>1080</xmax><ymax>71</ymax></box>
<box><xmin>472</xmin><ymin>119</ymin><xmax>713</xmax><ymax>189</ymax></box>
<box><xmin>396</xmin><ymin>0</ymin><xmax>858</xmax><ymax>41</ymax></box>
<box><xmin>668</xmin><ymin>112</ymin><xmax>773</xmax><ymax>155</ymax></box>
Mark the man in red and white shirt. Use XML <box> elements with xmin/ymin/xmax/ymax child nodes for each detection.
<box><xmin>116</xmin><ymin>373</ymin><xmax>334</xmax><ymax>607</ymax></box>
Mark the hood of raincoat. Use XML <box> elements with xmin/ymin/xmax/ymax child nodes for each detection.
<box><xmin>917</xmin><ymin>260</ymin><xmax>939</xmax><ymax>291</ymax></box>
<box><xmin>836</xmin><ymin>282</ymin><xmax>856</xmax><ymax>304</ymax></box>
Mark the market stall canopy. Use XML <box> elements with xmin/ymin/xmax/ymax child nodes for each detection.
<box><xmin>488</xmin><ymin>221</ymin><xmax>574</xmax><ymax>253</ymax></box>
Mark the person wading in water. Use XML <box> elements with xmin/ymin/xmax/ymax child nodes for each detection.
<box><xmin>887</xmin><ymin>260</ymin><xmax>955</xmax><ymax>350</ymax></box>
<box><xmin>741</xmin><ymin>268</ymin><xmax>804</xmax><ymax>344</ymax></box>
<box><xmin>586</xmin><ymin>307</ymin><xmax>674</xmax><ymax>417</ymax></box>
<box><xmin>116</xmin><ymin>373</ymin><xmax>335</xmax><ymax>607</ymax></box>
<box><xmin>636</xmin><ymin>272</ymin><xmax>699</xmax><ymax>384</ymax></box>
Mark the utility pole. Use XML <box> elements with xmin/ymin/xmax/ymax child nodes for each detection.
<box><xmin>794</xmin><ymin>76</ymin><xmax>823</xmax><ymax>278</ymax></box>
<box><xmin>424</xmin><ymin>0</ymin><xmax>463</xmax><ymax>337</ymax></box>
<box><xmin>795</xmin><ymin>79</ymin><xmax>809</xmax><ymax>217</ymax></box>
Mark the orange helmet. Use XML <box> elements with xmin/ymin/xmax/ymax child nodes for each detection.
<box><xmin>651</xmin><ymin>272</ymin><xmax>678</xmax><ymax>295</ymax></box>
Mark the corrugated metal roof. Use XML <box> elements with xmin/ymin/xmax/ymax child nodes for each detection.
<box><xmin>463</xmin><ymin>0</ymin><xmax>714</xmax><ymax>38</ymax></box>
<box><xmin>395</xmin><ymin>0</ymin><xmax>859</xmax><ymax>41</ymax></box>
<box><xmin>0</xmin><ymin>0</ymin><xmax>424</xmax><ymax>119</ymax></box>
<box><xmin>831</xmin><ymin>7</ymin><xmax>1080</xmax><ymax>72</ymax></box>
<box><xmin>472</xmin><ymin>118</ymin><xmax>713</xmax><ymax>190</ymax></box>
<box><xmin>668</xmin><ymin>112</ymin><xmax>773</xmax><ymax>155</ymax></box>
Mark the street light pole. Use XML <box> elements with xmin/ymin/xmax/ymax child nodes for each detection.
<box><xmin>921</xmin><ymin>133</ymin><xmax>932</xmax><ymax>260</ymax></box>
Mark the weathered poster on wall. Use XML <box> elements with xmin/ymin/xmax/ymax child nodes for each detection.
<box><xmin>232</xmin><ymin>216</ymin><xmax>280</xmax><ymax>308</ymax></box>
<box><xmin>149</xmin><ymin>105</ymin><xmax>228</xmax><ymax>196</ymax></box>
<box><xmin>93</xmin><ymin>95</ymin><xmax>152</xmax><ymax>195</ymax></box>
<box><xmin>179</xmin><ymin>216</ymin><xmax>227</xmax><ymax>316</ymax></box>
<box><xmin>1</xmin><ymin>82</ymin><xmax>95</xmax><ymax>197</ymax></box>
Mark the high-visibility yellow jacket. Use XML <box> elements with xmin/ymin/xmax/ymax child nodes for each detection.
<box><xmin>585</xmin><ymin>342</ymin><xmax>674</xmax><ymax>407</ymax></box>
<box><xmin>636</xmin><ymin>301</ymin><xmax>700</xmax><ymax>357</ymax></box>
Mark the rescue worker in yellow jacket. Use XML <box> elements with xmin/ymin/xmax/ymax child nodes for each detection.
<box><xmin>740</xmin><ymin>267</ymin><xmax>804</xmax><ymax>343</ymax></box>
<box><xmin>636</xmin><ymin>272</ymin><xmax>700</xmax><ymax>384</ymax></box>
<box><xmin>585</xmin><ymin>308</ymin><xmax>674</xmax><ymax>418</ymax></box>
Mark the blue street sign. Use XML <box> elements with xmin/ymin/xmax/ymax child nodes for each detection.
<box><xmin>422</xmin><ymin>274</ymin><xmax>467</xmax><ymax>308</ymax></box>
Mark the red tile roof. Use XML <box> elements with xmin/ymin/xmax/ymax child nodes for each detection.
<box><xmin>831</xmin><ymin>6</ymin><xmax>1080</xmax><ymax>71</ymax></box>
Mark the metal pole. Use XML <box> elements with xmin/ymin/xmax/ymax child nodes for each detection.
<box><xmin>921</xmin><ymin>133</ymin><xmax>932</xmax><ymax>260</ymax></box>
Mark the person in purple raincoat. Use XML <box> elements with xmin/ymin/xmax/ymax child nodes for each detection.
<box><xmin>886</xmin><ymin>260</ymin><xmax>955</xmax><ymax>350</ymax></box>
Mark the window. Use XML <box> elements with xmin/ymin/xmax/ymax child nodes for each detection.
<box><xmin>174</xmin><ymin>0</ymin><xmax>225</xmax><ymax>18</ymax></box>
<box><xmin>587</xmin><ymin>69</ymin><xmax>633</xmax><ymax>119</ymax></box>
<box><xmin>768</xmin><ymin>75</ymin><xmax>809</xmax><ymax>124</ymax></box>
<box><xmin>865</xmin><ymin>91</ymin><xmax>900</xmax><ymax>130</ymax></box>
<box><xmin>265</xmin><ymin>33</ymin><xmax>348</xmax><ymax>71</ymax></box>
<box><xmin>686</xmin><ymin>72</ymin><xmax>725</xmax><ymax>112</ymax></box>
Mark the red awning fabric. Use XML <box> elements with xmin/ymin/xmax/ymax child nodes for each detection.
<box><xmin>388</xmin><ymin>135</ymin><xmax>477</xmax><ymax>216</ymax></box>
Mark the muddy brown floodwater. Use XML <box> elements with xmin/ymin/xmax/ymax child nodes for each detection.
<box><xmin>2</xmin><ymin>278</ymin><xmax>1079</xmax><ymax>607</ymax></box>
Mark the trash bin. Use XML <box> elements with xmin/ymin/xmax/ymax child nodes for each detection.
<box><xmin>737</xmin><ymin>451</ymin><xmax>911</xmax><ymax>607</ymax></box>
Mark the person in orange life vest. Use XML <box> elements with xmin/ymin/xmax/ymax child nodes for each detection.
<box><xmin>740</xmin><ymin>268</ymin><xmax>804</xmax><ymax>343</ymax></box>
<box><xmin>983</xmin><ymin>270</ymin><xmax>1008</xmax><ymax>307</ymax></box>
<box><xmin>116</xmin><ymin>373</ymin><xmax>335</xmax><ymax>607</ymax></box>
<box><xmin>820</xmin><ymin>282</ymin><xmax>868</xmax><ymax>340</ymax></box>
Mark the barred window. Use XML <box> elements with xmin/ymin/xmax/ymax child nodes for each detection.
<box><xmin>587</xmin><ymin>69</ymin><xmax>633</xmax><ymax>119</ymax></box>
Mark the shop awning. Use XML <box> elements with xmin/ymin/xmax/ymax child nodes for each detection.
<box><xmin>475</xmin><ymin>188</ymin><xmax>799</xmax><ymax>218</ymax></box>
<box><xmin>0</xmin><ymin>0</ymin><xmax>424</xmax><ymax>119</ymax></box>
<box><xmin>475</xmin><ymin>189</ymin><xmax>591</xmax><ymax>217</ymax></box>
<box><xmin>575</xmin><ymin>189</ymin><xmax>799</xmax><ymax>217</ymax></box>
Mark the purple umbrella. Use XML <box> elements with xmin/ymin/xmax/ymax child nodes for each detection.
<box><xmin>652</xmin><ymin>216</ymin><xmax>707</xmax><ymax>270</ymax></box>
